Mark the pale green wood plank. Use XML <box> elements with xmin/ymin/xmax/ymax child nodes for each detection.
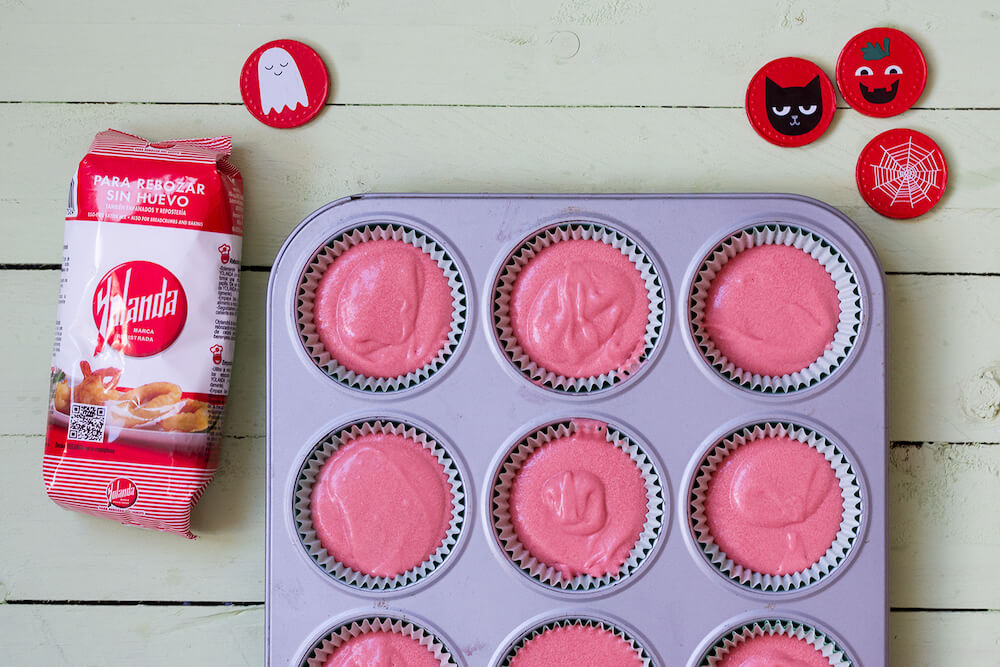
<box><xmin>5</xmin><ymin>271</ymin><xmax>1000</xmax><ymax>444</ymax></box>
<box><xmin>0</xmin><ymin>606</ymin><xmax>995</xmax><ymax>665</ymax></box>
<box><xmin>1</xmin><ymin>1</ymin><xmax>997</xmax><ymax>107</ymax></box>
<box><xmin>0</xmin><ymin>435</ymin><xmax>264</xmax><ymax>602</ymax></box>
<box><xmin>1</xmin><ymin>104</ymin><xmax>997</xmax><ymax>272</ymax></box>
<box><xmin>0</xmin><ymin>605</ymin><xmax>264</xmax><ymax>666</ymax></box>
<box><xmin>889</xmin><ymin>443</ymin><xmax>1000</xmax><ymax>609</ymax></box>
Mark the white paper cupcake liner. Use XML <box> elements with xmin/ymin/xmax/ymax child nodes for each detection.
<box><xmin>688</xmin><ymin>224</ymin><xmax>863</xmax><ymax>394</ymax></box>
<box><xmin>688</xmin><ymin>422</ymin><xmax>863</xmax><ymax>592</ymax></box>
<box><xmin>699</xmin><ymin>618</ymin><xmax>853</xmax><ymax>666</ymax></box>
<box><xmin>294</xmin><ymin>419</ymin><xmax>466</xmax><ymax>591</ymax></box>
<box><xmin>492</xmin><ymin>222</ymin><xmax>665</xmax><ymax>393</ymax></box>
<box><xmin>297</xmin><ymin>223</ymin><xmax>468</xmax><ymax>392</ymax></box>
<box><xmin>302</xmin><ymin>615</ymin><xmax>458</xmax><ymax>667</ymax></box>
<box><xmin>490</xmin><ymin>419</ymin><xmax>664</xmax><ymax>591</ymax></box>
<box><xmin>498</xmin><ymin>616</ymin><xmax>653</xmax><ymax>667</ymax></box>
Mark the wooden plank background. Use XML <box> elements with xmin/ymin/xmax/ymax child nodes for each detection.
<box><xmin>1</xmin><ymin>0</ymin><xmax>998</xmax><ymax>664</ymax></box>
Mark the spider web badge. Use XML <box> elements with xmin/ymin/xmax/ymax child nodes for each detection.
<box><xmin>856</xmin><ymin>128</ymin><xmax>948</xmax><ymax>219</ymax></box>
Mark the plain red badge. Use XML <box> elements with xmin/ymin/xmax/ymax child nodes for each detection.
<box><xmin>837</xmin><ymin>27</ymin><xmax>927</xmax><ymax>117</ymax></box>
<box><xmin>746</xmin><ymin>57</ymin><xmax>837</xmax><ymax>147</ymax></box>
<box><xmin>856</xmin><ymin>128</ymin><xmax>947</xmax><ymax>219</ymax></box>
<box><xmin>241</xmin><ymin>39</ymin><xmax>329</xmax><ymax>128</ymax></box>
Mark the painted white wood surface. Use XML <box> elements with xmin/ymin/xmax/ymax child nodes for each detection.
<box><xmin>2</xmin><ymin>0</ymin><xmax>998</xmax><ymax>664</ymax></box>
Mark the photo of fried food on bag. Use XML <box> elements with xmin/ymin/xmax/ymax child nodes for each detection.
<box><xmin>52</xmin><ymin>361</ymin><xmax>210</xmax><ymax>433</ymax></box>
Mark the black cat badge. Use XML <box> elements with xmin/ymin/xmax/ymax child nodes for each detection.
<box><xmin>746</xmin><ymin>57</ymin><xmax>837</xmax><ymax>147</ymax></box>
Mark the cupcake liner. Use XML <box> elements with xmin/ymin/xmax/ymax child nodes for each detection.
<box><xmin>699</xmin><ymin>618</ymin><xmax>853</xmax><ymax>666</ymax></box>
<box><xmin>294</xmin><ymin>419</ymin><xmax>466</xmax><ymax>591</ymax></box>
<box><xmin>497</xmin><ymin>616</ymin><xmax>653</xmax><ymax>667</ymax></box>
<box><xmin>490</xmin><ymin>419</ymin><xmax>664</xmax><ymax>591</ymax></box>
<box><xmin>297</xmin><ymin>223</ymin><xmax>468</xmax><ymax>392</ymax></box>
<box><xmin>688</xmin><ymin>224</ymin><xmax>863</xmax><ymax>393</ymax></box>
<box><xmin>688</xmin><ymin>422</ymin><xmax>863</xmax><ymax>592</ymax></box>
<box><xmin>302</xmin><ymin>615</ymin><xmax>458</xmax><ymax>667</ymax></box>
<box><xmin>492</xmin><ymin>222</ymin><xmax>665</xmax><ymax>393</ymax></box>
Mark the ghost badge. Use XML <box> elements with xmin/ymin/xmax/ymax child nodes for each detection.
<box><xmin>241</xmin><ymin>39</ymin><xmax>329</xmax><ymax>128</ymax></box>
<box><xmin>837</xmin><ymin>27</ymin><xmax>927</xmax><ymax>117</ymax></box>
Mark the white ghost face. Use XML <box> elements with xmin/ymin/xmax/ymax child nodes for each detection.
<box><xmin>257</xmin><ymin>47</ymin><xmax>309</xmax><ymax>115</ymax></box>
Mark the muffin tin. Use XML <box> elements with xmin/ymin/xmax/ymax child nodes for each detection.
<box><xmin>266</xmin><ymin>194</ymin><xmax>886</xmax><ymax>666</ymax></box>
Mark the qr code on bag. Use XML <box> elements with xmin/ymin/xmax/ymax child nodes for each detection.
<box><xmin>68</xmin><ymin>403</ymin><xmax>106</xmax><ymax>443</ymax></box>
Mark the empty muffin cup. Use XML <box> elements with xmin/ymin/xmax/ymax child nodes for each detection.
<box><xmin>297</xmin><ymin>222</ymin><xmax>468</xmax><ymax>392</ymax></box>
<box><xmin>302</xmin><ymin>615</ymin><xmax>458</xmax><ymax>666</ymax></box>
<box><xmin>490</xmin><ymin>418</ymin><xmax>664</xmax><ymax>592</ymax></box>
<box><xmin>492</xmin><ymin>222</ymin><xmax>665</xmax><ymax>393</ymax></box>
<box><xmin>697</xmin><ymin>617</ymin><xmax>853</xmax><ymax>666</ymax></box>
<box><xmin>497</xmin><ymin>616</ymin><xmax>653</xmax><ymax>667</ymax></box>
<box><xmin>294</xmin><ymin>419</ymin><xmax>466</xmax><ymax>591</ymax></box>
<box><xmin>688</xmin><ymin>224</ymin><xmax>862</xmax><ymax>393</ymax></box>
<box><xmin>688</xmin><ymin>422</ymin><xmax>863</xmax><ymax>593</ymax></box>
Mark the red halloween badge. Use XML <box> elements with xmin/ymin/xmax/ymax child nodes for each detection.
<box><xmin>837</xmin><ymin>28</ymin><xmax>927</xmax><ymax>117</ymax></box>
<box><xmin>746</xmin><ymin>57</ymin><xmax>837</xmax><ymax>147</ymax></box>
<box><xmin>241</xmin><ymin>39</ymin><xmax>329</xmax><ymax>128</ymax></box>
<box><xmin>856</xmin><ymin>128</ymin><xmax>947</xmax><ymax>219</ymax></box>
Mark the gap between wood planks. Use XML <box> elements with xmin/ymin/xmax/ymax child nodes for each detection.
<box><xmin>0</xmin><ymin>101</ymin><xmax>999</xmax><ymax>112</ymax></box>
<box><xmin>3</xmin><ymin>264</ymin><xmax>1000</xmax><ymax>278</ymax></box>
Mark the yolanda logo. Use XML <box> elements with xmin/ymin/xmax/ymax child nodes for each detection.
<box><xmin>210</xmin><ymin>344</ymin><xmax>224</xmax><ymax>365</ymax></box>
<box><xmin>217</xmin><ymin>244</ymin><xmax>231</xmax><ymax>264</ymax></box>
<box><xmin>92</xmin><ymin>261</ymin><xmax>188</xmax><ymax>357</ymax></box>
<box><xmin>107</xmin><ymin>478</ymin><xmax>138</xmax><ymax>509</ymax></box>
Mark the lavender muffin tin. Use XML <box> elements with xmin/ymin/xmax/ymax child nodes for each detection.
<box><xmin>266</xmin><ymin>194</ymin><xmax>886</xmax><ymax>666</ymax></box>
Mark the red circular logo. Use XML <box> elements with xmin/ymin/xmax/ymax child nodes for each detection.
<box><xmin>837</xmin><ymin>27</ymin><xmax>927</xmax><ymax>118</ymax></box>
<box><xmin>92</xmin><ymin>261</ymin><xmax>188</xmax><ymax>357</ymax></box>
<box><xmin>745</xmin><ymin>57</ymin><xmax>837</xmax><ymax>148</ymax></box>
<box><xmin>107</xmin><ymin>478</ymin><xmax>138</xmax><ymax>509</ymax></box>
<box><xmin>856</xmin><ymin>128</ymin><xmax>947</xmax><ymax>219</ymax></box>
<box><xmin>240</xmin><ymin>39</ymin><xmax>329</xmax><ymax>129</ymax></box>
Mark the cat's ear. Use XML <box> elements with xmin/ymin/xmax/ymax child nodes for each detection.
<box><xmin>766</xmin><ymin>77</ymin><xmax>781</xmax><ymax>95</ymax></box>
<box><xmin>805</xmin><ymin>76</ymin><xmax>821</xmax><ymax>93</ymax></box>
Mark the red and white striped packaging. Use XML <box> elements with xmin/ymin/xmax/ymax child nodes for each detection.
<box><xmin>44</xmin><ymin>129</ymin><xmax>243</xmax><ymax>538</ymax></box>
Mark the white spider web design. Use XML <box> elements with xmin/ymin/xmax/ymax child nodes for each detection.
<box><xmin>869</xmin><ymin>137</ymin><xmax>942</xmax><ymax>208</ymax></box>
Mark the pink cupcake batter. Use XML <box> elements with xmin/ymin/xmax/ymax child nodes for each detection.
<box><xmin>509</xmin><ymin>239</ymin><xmax>649</xmax><ymax>378</ymax></box>
<box><xmin>716</xmin><ymin>632</ymin><xmax>831</xmax><ymax>667</ymax></box>
<box><xmin>703</xmin><ymin>244</ymin><xmax>840</xmax><ymax>377</ymax></box>
<box><xmin>705</xmin><ymin>436</ymin><xmax>843</xmax><ymax>576</ymax></box>
<box><xmin>509</xmin><ymin>421</ymin><xmax>648</xmax><ymax>579</ymax></box>
<box><xmin>509</xmin><ymin>624</ymin><xmax>643</xmax><ymax>667</ymax></box>
<box><xmin>310</xmin><ymin>432</ymin><xmax>453</xmax><ymax>578</ymax></box>
<box><xmin>314</xmin><ymin>239</ymin><xmax>453</xmax><ymax>378</ymax></box>
<box><xmin>323</xmin><ymin>630</ymin><xmax>440</xmax><ymax>667</ymax></box>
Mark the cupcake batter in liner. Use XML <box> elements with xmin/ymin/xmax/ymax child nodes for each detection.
<box><xmin>302</xmin><ymin>615</ymin><xmax>458</xmax><ymax>667</ymax></box>
<box><xmin>698</xmin><ymin>618</ymin><xmax>853</xmax><ymax>666</ymax></box>
<box><xmin>497</xmin><ymin>616</ymin><xmax>653</xmax><ymax>667</ymax></box>
<box><xmin>297</xmin><ymin>223</ymin><xmax>467</xmax><ymax>392</ymax></box>
<box><xmin>689</xmin><ymin>224</ymin><xmax>862</xmax><ymax>394</ymax></box>
<box><xmin>490</xmin><ymin>419</ymin><xmax>664</xmax><ymax>592</ymax></box>
<box><xmin>492</xmin><ymin>222</ymin><xmax>665</xmax><ymax>394</ymax></box>
<box><xmin>689</xmin><ymin>422</ymin><xmax>863</xmax><ymax>593</ymax></box>
<box><xmin>294</xmin><ymin>419</ymin><xmax>466</xmax><ymax>591</ymax></box>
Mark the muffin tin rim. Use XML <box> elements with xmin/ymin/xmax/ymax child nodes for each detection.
<box><xmin>685</xmin><ymin>610</ymin><xmax>861</xmax><ymax>667</ymax></box>
<box><xmin>295</xmin><ymin>608</ymin><xmax>465</xmax><ymax>667</ymax></box>
<box><xmin>678</xmin><ymin>414</ymin><xmax>871</xmax><ymax>601</ymax></box>
<box><xmin>289</xmin><ymin>213</ymin><xmax>475</xmax><ymax>398</ymax></box>
<box><xmin>482</xmin><ymin>412</ymin><xmax>671</xmax><ymax>600</ymax></box>
<box><xmin>489</xmin><ymin>608</ymin><xmax>662</xmax><ymax>667</ymax></box>
<box><xmin>286</xmin><ymin>411</ymin><xmax>476</xmax><ymax>598</ymax></box>
<box><xmin>483</xmin><ymin>213</ymin><xmax>672</xmax><ymax>400</ymax></box>
<box><xmin>679</xmin><ymin>215</ymin><xmax>871</xmax><ymax>400</ymax></box>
